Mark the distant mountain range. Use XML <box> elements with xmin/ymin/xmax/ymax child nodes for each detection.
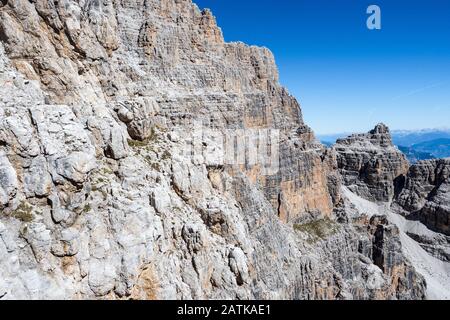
<box><xmin>318</xmin><ymin>129</ymin><xmax>450</xmax><ymax>163</ymax></box>
<box><xmin>409</xmin><ymin>138</ymin><xmax>450</xmax><ymax>159</ymax></box>
<box><xmin>391</xmin><ymin>129</ymin><xmax>450</xmax><ymax>147</ymax></box>
<box><xmin>397</xmin><ymin>146</ymin><xmax>435</xmax><ymax>163</ymax></box>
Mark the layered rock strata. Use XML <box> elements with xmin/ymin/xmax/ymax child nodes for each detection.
<box><xmin>395</xmin><ymin>159</ymin><xmax>450</xmax><ymax>236</ymax></box>
<box><xmin>0</xmin><ymin>0</ymin><xmax>338</xmax><ymax>222</ymax></box>
<box><xmin>334</xmin><ymin>124</ymin><xmax>409</xmax><ymax>202</ymax></box>
<box><xmin>0</xmin><ymin>0</ymin><xmax>431</xmax><ymax>299</ymax></box>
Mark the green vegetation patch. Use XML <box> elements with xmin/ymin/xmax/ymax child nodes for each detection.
<box><xmin>82</xmin><ymin>203</ymin><xmax>92</xmax><ymax>214</ymax></box>
<box><xmin>127</xmin><ymin>127</ymin><xmax>160</xmax><ymax>149</ymax></box>
<box><xmin>294</xmin><ymin>218</ymin><xmax>340</xmax><ymax>243</ymax></box>
<box><xmin>127</xmin><ymin>138</ymin><xmax>151</xmax><ymax>148</ymax></box>
<box><xmin>11</xmin><ymin>201</ymin><xmax>34</xmax><ymax>222</ymax></box>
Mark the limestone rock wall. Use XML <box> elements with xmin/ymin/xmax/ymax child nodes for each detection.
<box><xmin>0</xmin><ymin>0</ymin><xmax>336</xmax><ymax>221</ymax></box>
<box><xmin>395</xmin><ymin>159</ymin><xmax>450</xmax><ymax>236</ymax></box>
<box><xmin>0</xmin><ymin>0</ymin><xmax>428</xmax><ymax>299</ymax></box>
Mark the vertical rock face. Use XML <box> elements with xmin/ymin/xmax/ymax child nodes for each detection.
<box><xmin>0</xmin><ymin>0</ymin><xmax>336</xmax><ymax>221</ymax></box>
<box><xmin>367</xmin><ymin>215</ymin><xmax>423</xmax><ymax>297</ymax></box>
<box><xmin>0</xmin><ymin>1</ymin><xmax>430</xmax><ymax>299</ymax></box>
<box><xmin>335</xmin><ymin>124</ymin><xmax>409</xmax><ymax>202</ymax></box>
<box><xmin>395</xmin><ymin>159</ymin><xmax>450</xmax><ymax>236</ymax></box>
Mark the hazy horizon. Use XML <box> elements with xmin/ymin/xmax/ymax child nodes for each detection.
<box><xmin>193</xmin><ymin>0</ymin><xmax>450</xmax><ymax>135</ymax></box>
<box><xmin>317</xmin><ymin>126</ymin><xmax>450</xmax><ymax>137</ymax></box>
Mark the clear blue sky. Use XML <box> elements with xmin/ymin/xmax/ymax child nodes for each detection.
<box><xmin>193</xmin><ymin>0</ymin><xmax>450</xmax><ymax>134</ymax></box>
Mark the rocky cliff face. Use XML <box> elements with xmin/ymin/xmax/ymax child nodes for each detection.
<box><xmin>335</xmin><ymin>125</ymin><xmax>450</xmax><ymax>285</ymax></box>
<box><xmin>0</xmin><ymin>0</ymin><xmax>443</xmax><ymax>300</ymax></box>
<box><xmin>395</xmin><ymin>159</ymin><xmax>450</xmax><ymax>236</ymax></box>
<box><xmin>335</xmin><ymin>124</ymin><xmax>409</xmax><ymax>202</ymax></box>
<box><xmin>0</xmin><ymin>0</ymin><xmax>337</xmax><ymax>222</ymax></box>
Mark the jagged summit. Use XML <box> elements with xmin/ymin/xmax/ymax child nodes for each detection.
<box><xmin>370</xmin><ymin>123</ymin><xmax>390</xmax><ymax>135</ymax></box>
<box><xmin>336</xmin><ymin>123</ymin><xmax>395</xmax><ymax>148</ymax></box>
<box><xmin>335</xmin><ymin>124</ymin><xmax>409</xmax><ymax>202</ymax></box>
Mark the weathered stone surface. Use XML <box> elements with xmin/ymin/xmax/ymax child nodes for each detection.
<box><xmin>28</xmin><ymin>105</ymin><xmax>97</xmax><ymax>185</ymax></box>
<box><xmin>0</xmin><ymin>0</ymin><xmax>337</xmax><ymax>221</ymax></box>
<box><xmin>395</xmin><ymin>159</ymin><xmax>450</xmax><ymax>236</ymax></box>
<box><xmin>24</xmin><ymin>156</ymin><xmax>53</xmax><ymax>198</ymax></box>
<box><xmin>0</xmin><ymin>152</ymin><xmax>17</xmax><ymax>208</ymax></box>
<box><xmin>115</xmin><ymin>97</ymin><xmax>160</xmax><ymax>141</ymax></box>
<box><xmin>335</xmin><ymin>124</ymin><xmax>409</xmax><ymax>202</ymax></box>
<box><xmin>406</xmin><ymin>231</ymin><xmax>450</xmax><ymax>262</ymax></box>
<box><xmin>86</xmin><ymin>105</ymin><xmax>129</xmax><ymax>160</ymax></box>
<box><xmin>366</xmin><ymin>214</ymin><xmax>425</xmax><ymax>299</ymax></box>
<box><xmin>0</xmin><ymin>0</ymin><xmax>437</xmax><ymax>300</ymax></box>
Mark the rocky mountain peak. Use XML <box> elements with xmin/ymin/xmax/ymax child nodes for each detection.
<box><xmin>334</xmin><ymin>124</ymin><xmax>409</xmax><ymax>202</ymax></box>
<box><xmin>370</xmin><ymin>123</ymin><xmax>390</xmax><ymax>135</ymax></box>
<box><xmin>336</xmin><ymin>123</ymin><xmax>395</xmax><ymax>149</ymax></box>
